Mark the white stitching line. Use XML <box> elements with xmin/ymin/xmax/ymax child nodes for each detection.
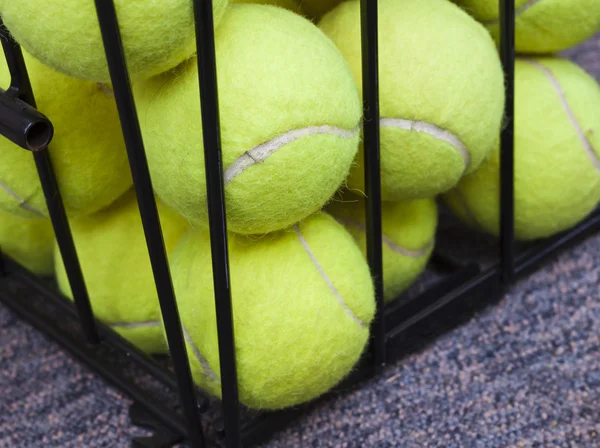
<box><xmin>0</xmin><ymin>179</ymin><xmax>44</xmax><ymax>216</ymax></box>
<box><xmin>480</xmin><ymin>0</ymin><xmax>543</xmax><ymax>25</ymax></box>
<box><xmin>224</xmin><ymin>125</ymin><xmax>359</xmax><ymax>185</ymax></box>
<box><xmin>294</xmin><ymin>223</ymin><xmax>367</xmax><ymax>328</ymax></box>
<box><xmin>380</xmin><ymin>118</ymin><xmax>470</xmax><ymax>172</ymax></box>
<box><xmin>181</xmin><ymin>325</ymin><xmax>221</xmax><ymax>384</ymax></box>
<box><xmin>524</xmin><ymin>58</ymin><xmax>600</xmax><ymax>172</ymax></box>
<box><xmin>334</xmin><ymin>216</ymin><xmax>434</xmax><ymax>258</ymax></box>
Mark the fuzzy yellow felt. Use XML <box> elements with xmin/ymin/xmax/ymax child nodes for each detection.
<box><xmin>453</xmin><ymin>0</ymin><xmax>600</xmax><ymax>54</ymax></box>
<box><xmin>1</xmin><ymin>0</ymin><xmax>228</xmax><ymax>83</ymax></box>
<box><xmin>134</xmin><ymin>4</ymin><xmax>361</xmax><ymax>235</ymax></box>
<box><xmin>328</xmin><ymin>194</ymin><xmax>437</xmax><ymax>302</ymax></box>
<box><xmin>0</xmin><ymin>53</ymin><xmax>132</xmax><ymax>219</ymax></box>
<box><xmin>231</xmin><ymin>0</ymin><xmax>304</xmax><ymax>14</ymax></box>
<box><xmin>55</xmin><ymin>190</ymin><xmax>189</xmax><ymax>354</ymax></box>
<box><xmin>0</xmin><ymin>210</ymin><xmax>54</xmax><ymax>276</ymax></box>
<box><xmin>319</xmin><ymin>0</ymin><xmax>505</xmax><ymax>201</ymax></box>
<box><xmin>444</xmin><ymin>58</ymin><xmax>600</xmax><ymax>241</ymax></box>
<box><xmin>169</xmin><ymin>212</ymin><xmax>375</xmax><ymax>409</ymax></box>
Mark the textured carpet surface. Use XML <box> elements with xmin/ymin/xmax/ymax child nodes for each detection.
<box><xmin>1</xmin><ymin>34</ymin><xmax>599</xmax><ymax>448</ymax></box>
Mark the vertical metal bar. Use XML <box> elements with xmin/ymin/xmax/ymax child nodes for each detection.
<box><xmin>192</xmin><ymin>1</ymin><xmax>241</xmax><ymax>446</ymax></box>
<box><xmin>92</xmin><ymin>2</ymin><xmax>205</xmax><ymax>447</ymax></box>
<box><xmin>33</xmin><ymin>149</ymin><xmax>103</xmax><ymax>342</ymax></box>
<box><xmin>360</xmin><ymin>0</ymin><xmax>385</xmax><ymax>367</ymax></box>
<box><xmin>0</xmin><ymin>25</ymin><xmax>100</xmax><ymax>344</ymax></box>
<box><xmin>499</xmin><ymin>0</ymin><xmax>515</xmax><ymax>283</ymax></box>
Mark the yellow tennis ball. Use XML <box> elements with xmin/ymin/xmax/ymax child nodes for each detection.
<box><xmin>134</xmin><ymin>4</ymin><xmax>361</xmax><ymax>235</ymax></box>
<box><xmin>231</xmin><ymin>0</ymin><xmax>304</xmax><ymax>15</ymax></box>
<box><xmin>0</xmin><ymin>53</ymin><xmax>132</xmax><ymax>220</ymax></box>
<box><xmin>1</xmin><ymin>0</ymin><xmax>228</xmax><ymax>83</ymax></box>
<box><xmin>453</xmin><ymin>0</ymin><xmax>600</xmax><ymax>54</ymax></box>
<box><xmin>444</xmin><ymin>57</ymin><xmax>600</xmax><ymax>241</ymax></box>
<box><xmin>55</xmin><ymin>190</ymin><xmax>190</xmax><ymax>354</ymax></box>
<box><xmin>169</xmin><ymin>212</ymin><xmax>375</xmax><ymax>409</ymax></box>
<box><xmin>327</xmin><ymin>194</ymin><xmax>437</xmax><ymax>302</ymax></box>
<box><xmin>0</xmin><ymin>210</ymin><xmax>54</xmax><ymax>276</ymax></box>
<box><xmin>319</xmin><ymin>0</ymin><xmax>505</xmax><ymax>201</ymax></box>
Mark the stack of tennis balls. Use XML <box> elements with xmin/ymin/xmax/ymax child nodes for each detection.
<box><xmin>130</xmin><ymin>2</ymin><xmax>378</xmax><ymax>410</ymax></box>
<box><xmin>0</xmin><ymin>0</ymin><xmax>377</xmax><ymax>411</ymax></box>
<box><xmin>317</xmin><ymin>0</ymin><xmax>504</xmax><ymax>301</ymax></box>
<box><xmin>443</xmin><ymin>1</ymin><xmax>600</xmax><ymax>241</ymax></box>
<box><xmin>10</xmin><ymin>0</ymin><xmax>595</xmax><ymax>413</ymax></box>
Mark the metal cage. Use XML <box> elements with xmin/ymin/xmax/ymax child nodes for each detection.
<box><xmin>1</xmin><ymin>0</ymin><xmax>599</xmax><ymax>447</ymax></box>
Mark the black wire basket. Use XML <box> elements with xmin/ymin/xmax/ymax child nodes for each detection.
<box><xmin>1</xmin><ymin>1</ymin><xmax>599</xmax><ymax>447</ymax></box>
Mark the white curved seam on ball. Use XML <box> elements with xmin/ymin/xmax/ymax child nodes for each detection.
<box><xmin>224</xmin><ymin>125</ymin><xmax>360</xmax><ymax>185</ymax></box>
<box><xmin>379</xmin><ymin>118</ymin><xmax>470</xmax><ymax>171</ymax></box>
<box><xmin>0</xmin><ymin>179</ymin><xmax>44</xmax><ymax>216</ymax></box>
<box><xmin>294</xmin><ymin>224</ymin><xmax>367</xmax><ymax>328</ymax></box>
<box><xmin>524</xmin><ymin>58</ymin><xmax>600</xmax><ymax>172</ymax></box>
<box><xmin>109</xmin><ymin>320</ymin><xmax>161</xmax><ymax>329</ymax></box>
<box><xmin>479</xmin><ymin>0</ymin><xmax>543</xmax><ymax>25</ymax></box>
<box><xmin>334</xmin><ymin>216</ymin><xmax>434</xmax><ymax>258</ymax></box>
<box><xmin>181</xmin><ymin>325</ymin><xmax>221</xmax><ymax>384</ymax></box>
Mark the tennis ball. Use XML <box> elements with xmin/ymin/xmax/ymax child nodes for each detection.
<box><xmin>231</xmin><ymin>0</ymin><xmax>304</xmax><ymax>14</ymax></box>
<box><xmin>444</xmin><ymin>57</ymin><xmax>600</xmax><ymax>241</ymax></box>
<box><xmin>55</xmin><ymin>190</ymin><xmax>189</xmax><ymax>354</ymax></box>
<box><xmin>1</xmin><ymin>0</ymin><xmax>228</xmax><ymax>83</ymax></box>
<box><xmin>327</xmin><ymin>194</ymin><xmax>437</xmax><ymax>302</ymax></box>
<box><xmin>169</xmin><ymin>212</ymin><xmax>375</xmax><ymax>409</ymax></box>
<box><xmin>0</xmin><ymin>210</ymin><xmax>54</xmax><ymax>276</ymax></box>
<box><xmin>0</xmin><ymin>52</ymin><xmax>132</xmax><ymax>220</ymax></box>
<box><xmin>319</xmin><ymin>0</ymin><xmax>505</xmax><ymax>201</ymax></box>
<box><xmin>134</xmin><ymin>4</ymin><xmax>361</xmax><ymax>235</ymax></box>
<box><xmin>452</xmin><ymin>0</ymin><xmax>600</xmax><ymax>54</ymax></box>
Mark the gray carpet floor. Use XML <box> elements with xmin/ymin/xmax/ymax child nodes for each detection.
<box><xmin>1</xmin><ymin>33</ymin><xmax>599</xmax><ymax>448</ymax></box>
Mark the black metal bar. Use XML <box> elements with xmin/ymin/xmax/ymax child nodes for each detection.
<box><xmin>386</xmin><ymin>269</ymin><xmax>501</xmax><ymax>344</ymax></box>
<box><xmin>33</xmin><ymin>149</ymin><xmax>101</xmax><ymax>344</ymax></box>
<box><xmin>0</xmin><ymin>26</ymin><xmax>100</xmax><ymax>345</ymax></box>
<box><xmin>0</xmin><ymin>22</ymin><xmax>35</xmax><ymax>105</ymax></box>
<box><xmin>499</xmin><ymin>0</ymin><xmax>515</xmax><ymax>283</ymax></box>
<box><xmin>93</xmin><ymin>2</ymin><xmax>205</xmax><ymax>447</ymax></box>
<box><xmin>0</xmin><ymin>88</ymin><xmax>53</xmax><ymax>150</ymax></box>
<box><xmin>360</xmin><ymin>0</ymin><xmax>385</xmax><ymax>367</ymax></box>
<box><xmin>384</xmin><ymin>264</ymin><xmax>481</xmax><ymax>330</ymax></box>
<box><xmin>192</xmin><ymin>1</ymin><xmax>241</xmax><ymax>447</ymax></box>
